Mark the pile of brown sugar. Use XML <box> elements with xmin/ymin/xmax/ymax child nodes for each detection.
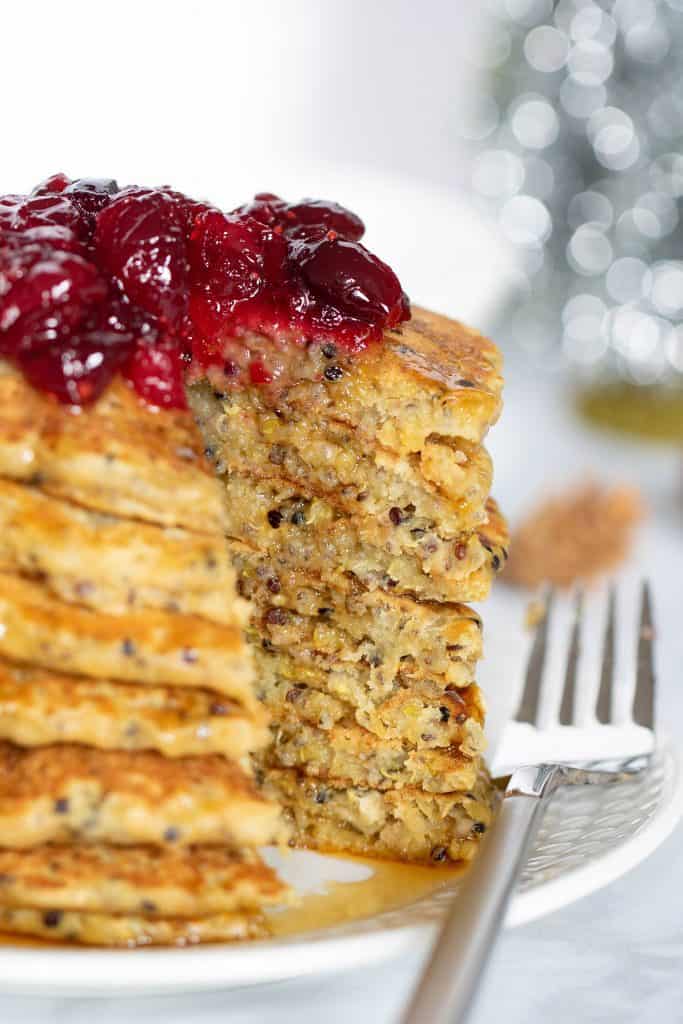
<box><xmin>503</xmin><ymin>482</ymin><xmax>644</xmax><ymax>589</ymax></box>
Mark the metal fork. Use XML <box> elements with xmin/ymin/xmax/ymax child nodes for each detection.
<box><xmin>402</xmin><ymin>581</ymin><xmax>656</xmax><ymax>1024</ymax></box>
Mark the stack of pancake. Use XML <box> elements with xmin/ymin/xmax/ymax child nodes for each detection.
<box><xmin>0</xmin><ymin>362</ymin><xmax>287</xmax><ymax>946</ymax></box>
<box><xmin>190</xmin><ymin>307</ymin><xmax>507</xmax><ymax>864</ymax></box>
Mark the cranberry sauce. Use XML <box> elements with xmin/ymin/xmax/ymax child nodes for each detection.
<box><xmin>0</xmin><ymin>178</ymin><xmax>410</xmax><ymax>409</ymax></box>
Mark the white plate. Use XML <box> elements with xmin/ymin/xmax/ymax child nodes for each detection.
<box><xmin>0</xmin><ymin>740</ymin><xmax>679</xmax><ymax>998</ymax></box>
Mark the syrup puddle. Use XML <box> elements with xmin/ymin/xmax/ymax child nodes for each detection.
<box><xmin>264</xmin><ymin>849</ymin><xmax>466</xmax><ymax>937</ymax></box>
<box><xmin>0</xmin><ymin>851</ymin><xmax>467</xmax><ymax>948</ymax></box>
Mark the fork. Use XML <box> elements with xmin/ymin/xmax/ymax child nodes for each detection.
<box><xmin>401</xmin><ymin>581</ymin><xmax>656</xmax><ymax>1024</ymax></box>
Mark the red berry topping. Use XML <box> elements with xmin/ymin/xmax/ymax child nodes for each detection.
<box><xmin>235</xmin><ymin>194</ymin><xmax>364</xmax><ymax>241</ymax></box>
<box><xmin>189</xmin><ymin>210</ymin><xmax>285</xmax><ymax>310</ymax></box>
<box><xmin>96</xmin><ymin>187</ymin><xmax>189</xmax><ymax>327</ymax></box>
<box><xmin>125</xmin><ymin>338</ymin><xmax>187</xmax><ymax>410</ymax></box>
<box><xmin>0</xmin><ymin>244</ymin><xmax>107</xmax><ymax>353</ymax></box>
<box><xmin>16</xmin><ymin>335</ymin><xmax>127</xmax><ymax>406</ymax></box>
<box><xmin>31</xmin><ymin>174</ymin><xmax>71</xmax><ymax>196</ymax></box>
<box><xmin>0</xmin><ymin>177</ymin><xmax>410</xmax><ymax>407</ymax></box>
<box><xmin>64</xmin><ymin>178</ymin><xmax>120</xmax><ymax>235</ymax></box>
<box><xmin>248</xmin><ymin>358</ymin><xmax>273</xmax><ymax>385</ymax></box>
<box><xmin>295</xmin><ymin>234</ymin><xmax>408</xmax><ymax>329</ymax></box>
<box><xmin>281</xmin><ymin>199</ymin><xmax>364</xmax><ymax>241</ymax></box>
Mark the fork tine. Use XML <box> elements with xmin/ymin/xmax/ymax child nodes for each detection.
<box><xmin>558</xmin><ymin>590</ymin><xmax>583</xmax><ymax>725</ymax></box>
<box><xmin>515</xmin><ymin>589</ymin><xmax>554</xmax><ymax>725</ymax></box>
<box><xmin>633</xmin><ymin>581</ymin><xmax>656</xmax><ymax>731</ymax></box>
<box><xmin>595</xmin><ymin>584</ymin><xmax>616</xmax><ymax>724</ymax></box>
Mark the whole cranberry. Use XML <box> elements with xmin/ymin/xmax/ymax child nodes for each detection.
<box><xmin>283</xmin><ymin>199</ymin><xmax>364</xmax><ymax>241</ymax></box>
<box><xmin>16</xmin><ymin>332</ymin><xmax>130</xmax><ymax>405</ymax></box>
<box><xmin>80</xmin><ymin>294</ymin><xmax>144</xmax><ymax>349</ymax></box>
<box><xmin>0</xmin><ymin>247</ymin><xmax>107</xmax><ymax>354</ymax></box>
<box><xmin>189</xmin><ymin>210</ymin><xmax>287</xmax><ymax>306</ymax></box>
<box><xmin>96</xmin><ymin>187</ymin><xmax>189</xmax><ymax>328</ymax></box>
<box><xmin>11</xmin><ymin>226</ymin><xmax>82</xmax><ymax>254</ymax></box>
<box><xmin>238</xmin><ymin>194</ymin><xmax>364</xmax><ymax>241</ymax></box>
<box><xmin>296</xmin><ymin>235</ymin><xmax>407</xmax><ymax>326</ymax></box>
<box><xmin>233</xmin><ymin>193</ymin><xmax>288</xmax><ymax>227</ymax></box>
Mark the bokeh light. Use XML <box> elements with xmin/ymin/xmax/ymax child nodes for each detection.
<box><xmin>459</xmin><ymin>0</ymin><xmax>683</xmax><ymax>386</ymax></box>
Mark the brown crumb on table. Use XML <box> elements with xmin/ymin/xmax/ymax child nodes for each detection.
<box><xmin>503</xmin><ymin>482</ymin><xmax>644</xmax><ymax>590</ymax></box>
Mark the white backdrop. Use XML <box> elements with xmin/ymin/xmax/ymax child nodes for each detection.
<box><xmin>2</xmin><ymin>1</ymin><xmax>518</xmax><ymax>326</ymax></box>
<box><xmin>3</xmin><ymin>0</ymin><xmax>487</xmax><ymax>197</ymax></box>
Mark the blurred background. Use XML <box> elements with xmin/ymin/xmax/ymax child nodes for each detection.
<box><xmin>3</xmin><ymin>2</ymin><xmax>683</xmax><ymax>1022</ymax></box>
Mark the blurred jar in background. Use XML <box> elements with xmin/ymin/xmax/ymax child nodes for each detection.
<box><xmin>460</xmin><ymin>0</ymin><xmax>683</xmax><ymax>442</ymax></box>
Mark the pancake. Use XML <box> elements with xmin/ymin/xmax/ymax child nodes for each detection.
<box><xmin>233</xmin><ymin>541</ymin><xmax>484</xmax><ymax>676</ymax></box>
<box><xmin>254</xmin><ymin>629</ymin><xmax>477</xmax><ymax>694</ymax></box>
<box><xmin>220</xmin><ymin>475</ymin><xmax>507</xmax><ymax>602</ymax></box>
<box><xmin>255</xmin><ymin>660</ymin><xmax>484</xmax><ymax>749</ymax></box>
<box><xmin>0</xmin><ymin>845</ymin><xmax>287</xmax><ymax>917</ymax></box>
<box><xmin>0</xmin><ymin>743</ymin><xmax>282</xmax><ymax>848</ymax></box>
<box><xmin>0</xmin><ymin>362</ymin><xmax>225</xmax><ymax>534</ymax></box>
<box><xmin>197</xmin><ymin>307</ymin><xmax>502</xmax><ymax>454</ymax></box>
<box><xmin>268</xmin><ymin>765</ymin><xmax>496</xmax><ymax>864</ymax></box>
<box><xmin>0</xmin><ymin>907</ymin><xmax>266</xmax><ymax>946</ymax></box>
<box><xmin>256</xmin><ymin>644</ymin><xmax>478</xmax><ymax>721</ymax></box>
<box><xmin>0</xmin><ymin>659</ymin><xmax>269</xmax><ymax>758</ymax></box>
<box><xmin>0</xmin><ymin>573</ymin><xmax>256</xmax><ymax>707</ymax></box>
<box><xmin>190</xmin><ymin>379</ymin><xmax>493</xmax><ymax>534</ymax></box>
<box><xmin>261</xmin><ymin>720</ymin><xmax>483</xmax><ymax>793</ymax></box>
<box><xmin>0</xmin><ymin>478</ymin><xmax>244</xmax><ymax>623</ymax></box>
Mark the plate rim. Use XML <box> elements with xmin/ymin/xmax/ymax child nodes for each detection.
<box><xmin>0</xmin><ymin>744</ymin><xmax>679</xmax><ymax>996</ymax></box>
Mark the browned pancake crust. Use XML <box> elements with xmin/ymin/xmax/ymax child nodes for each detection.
<box><xmin>0</xmin><ymin>479</ymin><xmax>243</xmax><ymax>623</ymax></box>
<box><xmin>0</xmin><ymin>658</ymin><xmax>269</xmax><ymax>758</ymax></box>
<box><xmin>0</xmin><ymin>362</ymin><xmax>225</xmax><ymax>533</ymax></box>
<box><xmin>0</xmin><ymin>573</ymin><xmax>256</xmax><ymax>706</ymax></box>
<box><xmin>0</xmin><ymin>844</ymin><xmax>287</xmax><ymax>916</ymax></box>
<box><xmin>0</xmin><ymin>742</ymin><xmax>281</xmax><ymax>848</ymax></box>
<box><xmin>0</xmin><ymin>907</ymin><xmax>267</xmax><ymax>946</ymax></box>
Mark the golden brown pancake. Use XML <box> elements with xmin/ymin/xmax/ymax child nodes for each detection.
<box><xmin>0</xmin><ymin>362</ymin><xmax>225</xmax><ymax>533</ymax></box>
<box><xmin>190</xmin><ymin>380</ymin><xmax>493</xmax><ymax>534</ymax></box>
<box><xmin>260</xmin><ymin>720</ymin><xmax>482</xmax><ymax>793</ymax></box>
<box><xmin>0</xmin><ymin>844</ymin><xmax>287</xmax><ymax>917</ymax></box>
<box><xmin>254</xmin><ymin>662</ymin><xmax>484</xmax><ymax>749</ymax></box>
<box><xmin>199</xmin><ymin>307</ymin><xmax>503</xmax><ymax>454</ymax></box>
<box><xmin>0</xmin><ymin>907</ymin><xmax>266</xmax><ymax>946</ymax></box>
<box><xmin>249</xmin><ymin>618</ymin><xmax>475</xmax><ymax>692</ymax></box>
<box><xmin>0</xmin><ymin>659</ymin><xmax>269</xmax><ymax>758</ymax></box>
<box><xmin>268</xmin><ymin>764</ymin><xmax>496</xmax><ymax>864</ymax></box>
<box><xmin>219</xmin><ymin>474</ymin><xmax>507</xmax><ymax>602</ymax></box>
<box><xmin>0</xmin><ymin>478</ymin><xmax>243</xmax><ymax>622</ymax></box>
<box><xmin>232</xmin><ymin>540</ymin><xmax>484</xmax><ymax>674</ymax></box>
<box><xmin>0</xmin><ymin>743</ymin><xmax>282</xmax><ymax>848</ymax></box>
<box><xmin>0</xmin><ymin>573</ymin><xmax>256</xmax><ymax>707</ymax></box>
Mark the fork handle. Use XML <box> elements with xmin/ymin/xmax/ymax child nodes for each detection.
<box><xmin>401</xmin><ymin>795</ymin><xmax>545</xmax><ymax>1024</ymax></box>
